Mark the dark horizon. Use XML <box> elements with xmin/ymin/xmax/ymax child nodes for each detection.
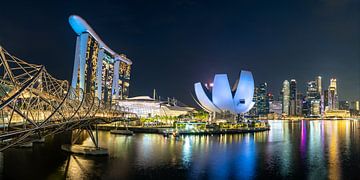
<box><xmin>0</xmin><ymin>0</ymin><xmax>359</xmax><ymax>106</ymax></box>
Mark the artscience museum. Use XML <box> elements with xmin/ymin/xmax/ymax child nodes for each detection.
<box><xmin>193</xmin><ymin>70</ymin><xmax>255</xmax><ymax>118</ymax></box>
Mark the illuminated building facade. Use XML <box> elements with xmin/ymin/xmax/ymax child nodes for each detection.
<box><xmin>307</xmin><ymin>80</ymin><xmax>319</xmax><ymax>100</ymax></box>
<box><xmin>339</xmin><ymin>101</ymin><xmax>350</xmax><ymax>110</ymax></box>
<box><xmin>257</xmin><ymin>83</ymin><xmax>269</xmax><ymax>115</ymax></box>
<box><xmin>316</xmin><ymin>76</ymin><xmax>322</xmax><ymax>94</ymax></box>
<box><xmin>69</xmin><ymin>15</ymin><xmax>132</xmax><ymax>105</ymax></box>
<box><xmin>350</xmin><ymin>101</ymin><xmax>360</xmax><ymax>116</ymax></box>
<box><xmin>328</xmin><ymin>78</ymin><xmax>338</xmax><ymax>110</ymax></box>
<box><xmin>117</xmin><ymin>96</ymin><xmax>194</xmax><ymax>118</ymax></box>
<box><xmin>282</xmin><ymin>80</ymin><xmax>290</xmax><ymax>116</ymax></box>
<box><xmin>289</xmin><ymin>79</ymin><xmax>297</xmax><ymax>116</ymax></box>
<box><xmin>193</xmin><ymin>70</ymin><xmax>255</xmax><ymax>118</ymax></box>
<box><xmin>351</xmin><ymin>101</ymin><xmax>360</xmax><ymax>111</ymax></box>
<box><xmin>323</xmin><ymin>89</ymin><xmax>329</xmax><ymax>110</ymax></box>
<box><xmin>248</xmin><ymin>87</ymin><xmax>259</xmax><ymax>116</ymax></box>
<box><xmin>310</xmin><ymin>99</ymin><xmax>320</xmax><ymax>116</ymax></box>
<box><xmin>324</xmin><ymin>110</ymin><xmax>350</xmax><ymax>118</ymax></box>
<box><xmin>306</xmin><ymin>80</ymin><xmax>321</xmax><ymax>116</ymax></box>
<box><xmin>296</xmin><ymin>93</ymin><xmax>303</xmax><ymax>116</ymax></box>
<box><xmin>269</xmin><ymin>101</ymin><xmax>282</xmax><ymax>115</ymax></box>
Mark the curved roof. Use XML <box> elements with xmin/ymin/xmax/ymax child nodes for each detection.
<box><xmin>194</xmin><ymin>70</ymin><xmax>255</xmax><ymax>114</ymax></box>
<box><xmin>126</xmin><ymin>96</ymin><xmax>154</xmax><ymax>101</ymax></box>
<box><xmin>194</xmin><ymin>83</ymin><xmax>221</xmax><ymax>113</ymax></box>
<box><xmin>212</xmin><ymin>74</ymin><xmax>236</xmax><ymax>113</ymax></box>
<box><xmin>68</xmin><ymin>15</ymin><xmax>132</xmax><ymax>65</ymax></box>
<box><xmin>233</xmin><ymin>70</ymin><xmax>255</xmax><ymax>113</ymax></box>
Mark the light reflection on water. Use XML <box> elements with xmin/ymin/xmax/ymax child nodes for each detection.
<box><xmin>1</xmin><ymin>120</ymin><xmax>360</xmax><ymax>179</ymax></box>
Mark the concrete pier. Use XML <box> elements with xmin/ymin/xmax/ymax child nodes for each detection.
<box><xmin>61</xmin><ymin>144</ymin><xmax>108</xmax><ymax>155</ymax></box>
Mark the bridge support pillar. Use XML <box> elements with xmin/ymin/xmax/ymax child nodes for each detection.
<box><xmin>61</xmin><ymin>124</ymin><xmax>108</xmax><ymax>156</ymax></box>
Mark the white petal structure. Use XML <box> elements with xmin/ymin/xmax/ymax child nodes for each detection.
<box><xmin>233</xmin><ymin>71</ymin><xmax>255</xmax><ymax>113</ymax></box>
<box><xmin>194</xmin><ymin>83</ymin><xmax>221</xmax><ymax>113</ymax></box>
<box><xmin>212</xmin><ymin>74</ymin><xmax>236</xmax><ymax>113</ymax></box>
<box><xmin>194</xmin><ymin>70</ymin><xmax>255</xmax><ymax>114</ymax></box>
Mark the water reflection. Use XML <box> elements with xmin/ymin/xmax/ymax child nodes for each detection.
<box><xmin>0</xmin><ymin>120</ymin><xmax>359</xmax><ymax>179</ymax></box>
<box><xmin>308</xmin><ymin>121</ymin><xmax>326</xmax><ymax>179</ymax></box>
<box><xmin>328</xmin><ymin>121</ymin><xmax>341</xmax><ymax>180</ymax></box>
<box><xmin>62</xmin><ymin>155</ymin><xmax>96</xmax><ymax>179</ymax></box>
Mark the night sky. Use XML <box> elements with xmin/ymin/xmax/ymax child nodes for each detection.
<box><xmin>0</xmin><ymin>0</ymin><xmax>359</xmax><ymax>106</ymax></box>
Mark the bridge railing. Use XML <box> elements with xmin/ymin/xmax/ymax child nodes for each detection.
<box><xmin>0</xmin><ymin>46</ymin><xmax>136</xmax><ymax>150</ymax></box>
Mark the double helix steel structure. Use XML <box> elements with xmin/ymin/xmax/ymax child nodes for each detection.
<box><xmin>0</xmin><ymin>46</ymin><xmax>136</xmax><ymax>151</ymax></box>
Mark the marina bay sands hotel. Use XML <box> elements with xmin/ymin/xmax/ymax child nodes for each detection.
<box><xmin>69</xmin><ymin>15</ymin><xmax>132</xmax><ymax>104</ymax></box>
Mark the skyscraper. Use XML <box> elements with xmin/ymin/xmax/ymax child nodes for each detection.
<box><xmin>328</xmin><ymin>78</ymin><xmax>338</xmax><ymax>110</ymax></box>
<box><xmin>307</xmin><ymin>80</ymin><xmax>321</xmax><ymax>116</ymax></box>
<box><xmin>310</xmin><ymin>100</ymin><xmax>321</xmax><ymax>116</ymax></box>
<box><xmin>269</xmin><ymin>101</ymin><xmax>282</xmax><ymax>116</ymax></box>
<box><xmin>316</xmin><ymin>76</ymin><xmax>322</xmax><ymax>95</ymax></box>
<box><xmin>257</xmin><ymin>83</ymin><xmax>269</xmax><ymax>115</ymax></box>
<box><xmin>296</xmin><ymin>93</ymin><xmax>303</xmax><ymax>116</ymax></box>
<box><xmin>350</xmin><ymin>101</ymin><xmax>360</xmax><ymax>116</ymax></box>
<box><xmin>339</xmin><ymin>101</ymin><xmax>350</xmax><ymax>110</ymax></box>
<box><xmin>289</xmin><ymin>79</ymin><xmax>297</xmax><ymax>116</ymax></box>
<box><xmin>282</xmin><ymin>80</ymin><xmax>290</xmax><ymax>116</ymax></box>
<box><xmin>69</xmin><ymin>15</ymin><xmax>132</xmax><ymax>104</ymax></box>
<box><xmin>249</xmin><ymin>87</ymin><xmax>259</xmax><ymax>116</ymax></box>
<box><xmin>323</xmin><ymin>89</ymin><xmax>329</xmax><ymax>110</ymax></box>
<box><xmin>307</xmin><ymin>80</ymin><xmax>318</xmax><ymax>100</ymax></box>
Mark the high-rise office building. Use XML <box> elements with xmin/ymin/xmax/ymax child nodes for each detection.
<box><xmin>279</xmin><ymin>91</ymin><xmax>283</xmax><ymax>103</ymax></box>
<box><xmin>289</xmin><ymin>79</ymin><xmax>297</xmax><ymax>116</ymax></box>
<box><xmin>302</xmin><ymin>98</ymin><xmax>310</xmax><ymax>116</ymax></box>
<box><xmin>351</xmin><ymin>101</ymin><xmax>360</xmax><ymax>111</ymax></box>
<box><xmin>269</xmin><ymin>101</ymin><xmax>282</xmax><ymax>116</ymax></box>
<box><xmin>306</xmin><ymin>80</ymin><xmax>321</xmax><ymax>115</ymax></box>
<box><xmin>310</xmin><ymin>99</ymin><xmax>321</xmax><ymax>116</ymax></box>
<box><xmin>257</xmin><ymin>83</ymin><xmax>269</xmax><ymax>115</ymax></box>
<box><xmin>296</xmin><ymin>93</ymin><xmax>303</xmax><ymax>116</ymax></box>
<box><xmin>69</xmin><ymin>15</ymin><xmax>132</xmax><ymax>104</ymax></box>
<box><xmin>339</xmin><ymin>101</ymin><xmax>350</xmax><ymax>110</ymax></box>
<box><xmin>350</xmin><ymin>101</ymin><xmax>360</xmax><ymax>116</ymax></box>
<box><xmin>328</xmin><ymin>78</ymin><xmax>338</xmax><ymax>110</ymax></box>
<box><xmin>307</xmin><ymin>80</ymin><xmax>319</xmax><ymax>100</ymax></box>
<box><xmin>282</xmin><ymin>80</ymin><xmax>290</xmax><ymax>115</ymax></box>
<box><xmin>249</xmin><ymin>87</ymin><xmax>259</xmax><ymax>116</ymax></box>
<box><xmin>320</xmin><ymin>93</ymin><xmax>325</xmax><ymax>115</ymax></box>
<box><xmin>323</xmin><ymin>89</ymin><xmax>329</xmax><ymax>110</ymax></box>
<box><xmin>316</xmin><ymin>76</ymin><xmax>322</xmax><ymax>95</ymax></box>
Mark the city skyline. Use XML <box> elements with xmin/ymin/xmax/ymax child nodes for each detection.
<box><xmin>0</xmin><ymin>1</ymin><xmax>359</xmax><ymax>179</ymax></box>
<box><xmin>0</xmin><ymin>0</ymin><xmax>359</xmax><ymax>106</ymax></box>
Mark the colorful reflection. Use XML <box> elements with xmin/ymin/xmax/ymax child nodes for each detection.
<box><xmin>62</xmin><ymin>120</ymin><xmax>360</xmax><ymax>179</ymax></box>
<box><xmin>1</xmin><ymin>120</ymin><xmax>359</xmax><ymax>179</ymax></box>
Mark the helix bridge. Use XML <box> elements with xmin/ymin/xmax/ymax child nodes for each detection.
<box><xmin>0</xmin><ymin>46</ymin><xmax>136</xmax><ymax>151</ymax></box>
